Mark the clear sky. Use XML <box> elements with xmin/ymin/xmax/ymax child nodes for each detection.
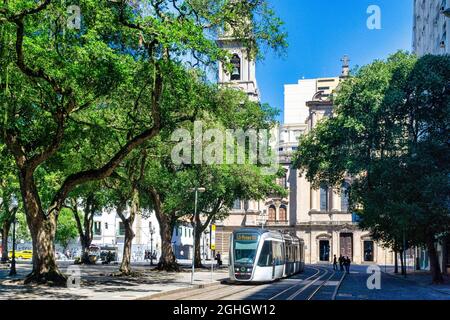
<box><xmin>257</xmin><ymin>0</ymin><xmax>414</xmax><ymax>122</ymax></box>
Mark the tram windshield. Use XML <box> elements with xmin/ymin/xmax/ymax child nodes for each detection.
<box><xmin>233</xmin><ymin>233</ymin><xmax>259</xmax><ymax>264</ymax></box>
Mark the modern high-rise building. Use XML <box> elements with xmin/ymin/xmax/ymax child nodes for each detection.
<box><xmin>413</xmin><ymin>0</ymin><xmax>450</xmax><ymax>56</ymax></box>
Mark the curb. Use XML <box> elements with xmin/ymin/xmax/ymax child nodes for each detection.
<box><xmin>331</xmin><ymin>272</ymin><xmax>346</xmax><ymax>300</ymax></box>
<box><xmin>136</xmin><ymin>278</ymin><xmax>226</xmax><ymax>300</ymax></box>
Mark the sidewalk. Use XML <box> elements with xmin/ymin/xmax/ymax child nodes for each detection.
<box><xmin>0</xmin><ymin>262</ymin><xmax>228</xmax><ymax>300</ymax></box>
<box><xmin>381</xmin><ymin>265</ymin><xmax>450</xmax><ymax>296</ymax></box>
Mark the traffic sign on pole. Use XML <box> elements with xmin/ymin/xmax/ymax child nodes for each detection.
<box><xmin>210</xmin><ymin>224</ymin><xmax>216</xmax><ymax>250</ymax></box>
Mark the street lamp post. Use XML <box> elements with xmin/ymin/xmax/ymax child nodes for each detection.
<box><xmin>202</xmin><ymin>229</ymin><xmax>206</xmax><ymax>265</ymax></box>
<box><xmin>9</xmin><ymin>198</ymin><xmax>19</xmax><ymax>277</ymax></box>
<box><xmin>149</xmin><ymin>222</ymin><xmax>155</xmax><ymax>266</ymax></box>
<box><xmin>191</xmin><ymin>187</ymin><xmax>205</xmax><ymax>285</ymax></box>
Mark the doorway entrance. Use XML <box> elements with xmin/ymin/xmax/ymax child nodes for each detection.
<box><xmin>319</xmin><ymin>240</ymin><xmax>330</xmax><ymax>262</ymax></box>
<box><xmin>340</xmin><ymin>233</ymin><xmax>353</xmax><ymax>260</ymax></box>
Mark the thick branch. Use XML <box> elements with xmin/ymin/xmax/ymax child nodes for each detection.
<box><xmin>27</xmin><ymin>109</ymin><xmax>67</xmax><ymax>171</ymax></box>
<box><xmin>48</xmin><ymin>68</ymin><xmax>163</xmax><ymax>215</ymax></box>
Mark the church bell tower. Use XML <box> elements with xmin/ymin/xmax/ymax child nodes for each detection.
<box><xmin>217</xmin><ymin>36</ymin><xmax>260</xmax><ymax>102</ymax></box>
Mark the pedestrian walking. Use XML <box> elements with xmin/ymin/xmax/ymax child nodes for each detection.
<box><xmin>339</xmin><ymin>255</ymin><xmax>344</xmax><ymax>271</ymax></box>
<box><xmin>345</xmin><ymin>256</ymin><xmax>351</xmax><ymax>274</ymax></box>
<box><xmin>216</xmin><ymin>252</ymin><xmax>222</xmax><ymax>268</ymax></box>
<box><xmin>333</xmin><ymin>255</ymin><xmax>338</xmax><ymax>270</ymax></box>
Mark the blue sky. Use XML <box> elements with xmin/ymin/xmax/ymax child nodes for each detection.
<box><xmin>257</xmin><ymin>0</ymin><xmax>414</xmax><ymax>122</ymax></box>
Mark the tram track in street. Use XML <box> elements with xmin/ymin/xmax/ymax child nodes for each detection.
<box><xmin>286</xmin><ymin>266</ymin><xmax>330</xmax><ymax>300</ymax></box>
<box><xmin>292</xmin><ymin>266</ymin><xmax>346</xmax><ymax>300</ymax></box>
<box><xmin>268</xmin><ymin>266</ymin><xmax>322</xmax><ymax>300</ymax></box>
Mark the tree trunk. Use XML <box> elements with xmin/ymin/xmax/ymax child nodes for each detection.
<box><xmin>19</xmin><ymin>171</ymin><xmax>66</xmax><ymax>286</ymax></box>
<box><xmin>80</xmin><ymin>214</ymin><xmax>93</xmax><ymax>264</ymax></box>
<box><xmin>80</xmin><ymin>235</ymin><xmax>92</xmax><ymax>264</ymax></box>
<box><xmin>194</xmin><ymin>224</ymin><xmax>203</xmax><ymax>268</ymax></box>
<box><xmin>119</xmin><ymin>220</ymin><xmax>135</xmax><ymax>275</ymax></box>
<box><xmin>394</xmin><ymin>250</ymin><xmax>398</xmax><ymax>274</ymax></box>
<box><xmin>156</xmin><ymin>213</ymin><xmax>179</xmax><ymax>271</ymax></box>
<box><xmin>118</xmin><ymin>191</ymin><xmax>138</xmax><ymax>276</ymax></box>
<box><xmin>72</xmin><ymin>196</ymin><xmax>95</xmax><ymax>264</ymax></box>
<box><xmin>427</xmin><ymin>238</ymin><xmax>443</xmax><ymax>284</ymax></box>
<box><xmin>192</xmin><ymin>202</ymin><xmax>221</xmax><ymax>269</ymax></box>
<box><xmin>1</xmin><ymin>219</ymin><xmax>12</xmax><ymax>263</ymax></box>
<box><xmin>400</xmin><ymin>249</ymin><xmax>405</xmax><ymax>275</ymax></box>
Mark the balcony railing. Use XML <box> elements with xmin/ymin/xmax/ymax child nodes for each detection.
<box><xmin>266</xmin><ymin>220</ymin><xmax>289</xmax><ymax>225</ymax></box>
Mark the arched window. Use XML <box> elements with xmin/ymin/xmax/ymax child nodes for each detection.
<box><xmin>320</xmin><ymin>185</ymin><xmax>329</xmax><ymax>211</ymax></box>
<box><xmin>341</xmin><ymin>182</ymin><xmax>350</xmax><ymax>212</ymax></box>
<box><xmin>230</xmin><ymin>54</ymin><xmax>241</xmax><ymax>81</ymax></box>
<box><xmin>268</xmin><ymin>205</ymin><xmax>276</xmax><ymax>221</ymax></box>
<box><xmin>279</xmin><ymin>205</ymin><xmax>287</xmax><ymax>221</ymax></box>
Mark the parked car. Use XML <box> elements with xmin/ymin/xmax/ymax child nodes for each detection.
<box><xmin>9</xmin><ymin>250</ymin><xmax>33</xmax><ymax>259</ymax></box>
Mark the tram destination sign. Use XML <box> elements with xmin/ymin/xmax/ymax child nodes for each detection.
<box><xmin>236</xmin><ymin>233</ymin><xmax>258</xmax><ymax>241</ymax></box>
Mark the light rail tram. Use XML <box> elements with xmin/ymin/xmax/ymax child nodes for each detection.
<box><xmin>229</xmin><ymin>228</ymin><xmax>305</xmax><ymax>283</ymax></box>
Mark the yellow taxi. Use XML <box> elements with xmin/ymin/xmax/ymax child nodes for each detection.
<box><xmin>8</xmin><ymin>250</ymin><xmax>33</xmax><ymax>259</ymax></box>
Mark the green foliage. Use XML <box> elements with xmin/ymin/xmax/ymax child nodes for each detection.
<box><xmin>55</xmin><ymin>208</ymin><xmax>79</xmax><ymax>250</ymax></box>
<box><xmin>293</xmin><ymin>51</ymin><xmax>450</xmax><ymax>251</ymax></box>
<box><xmin>0</xmin><ymin>0</ymin><xmax>287</xmax><ymax>278</ymax></box>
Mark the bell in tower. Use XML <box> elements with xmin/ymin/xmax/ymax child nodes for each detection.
<box><xmin>230</xmin><ymin>54</ymin><xmax>241</xmax><ymax>81</ymax></box>
<box><xmin>216</xmin><ymin>32</ymin><xmax>259</xmax><ymax>101</ymax></box>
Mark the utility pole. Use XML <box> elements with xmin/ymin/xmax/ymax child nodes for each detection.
<box><xmin>149</xmin><ymin>221</ymin><xmax>155</xmax><ymax>266</ymax></box>
<box><xmin>9</xmin><ymin>197</ymin><xmax>19</xmax><ymax>277</ymax></box>
<box><xmin>190</xmin><ymin>187</ymin><xmax>205</xmax><ymax>285</ymax></box>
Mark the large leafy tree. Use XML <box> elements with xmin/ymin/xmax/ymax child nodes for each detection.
<box><xmin>0</xmin><ymin>0</ymin><xmax>286</xmax><ymax>285</ymax></box>
<box><xmin>141</xmin><ymin>86</ymin><xmax>285</xmax><ymax>270</ymax></box>
<box><xmin>103</xmin><ymin>148</ymin><xmax>147</xmax><ymax>275</ymax></box>
<box><xmin>294</xmin><ymin>52</ymin><xmax>450</xmax><ymax>284</ymax></box>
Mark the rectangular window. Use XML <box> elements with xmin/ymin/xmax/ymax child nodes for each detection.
<box><xmin>118</xmin><ymin>222</ymin><xmax>125</xmax><ymax>236</ymax></box>
<box><xmin>234</xmin><ymin>233</ymin><xmax>259</xmax><ymax>264</ymax></box>
<box><xmin>93</xmin><ymin>221</ymin><xmax>101</xmax><ymax>236</ymax></box>
<box><xmin>320</xmin><ymin>186</ymin><xmax>329</xmax><ymax>211</ymax></box>
<box><xmin>272</xmin><ymin>241</ymin><xmax>285</xmax><ymax>265</ymax></box>
<box><xmin>233</xmin><ymin>199</ymin><xmax>242</xmax><ymax>210</ymax></box>
<box><xmin>364</xmin><ymin>241</ymin><xmax>374</xmax><ymax>262</ymax></box>
<box><xmin>257</xmin><ymin>240</ymin><xmax>273</xmax><ymax>267</ymax></box>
